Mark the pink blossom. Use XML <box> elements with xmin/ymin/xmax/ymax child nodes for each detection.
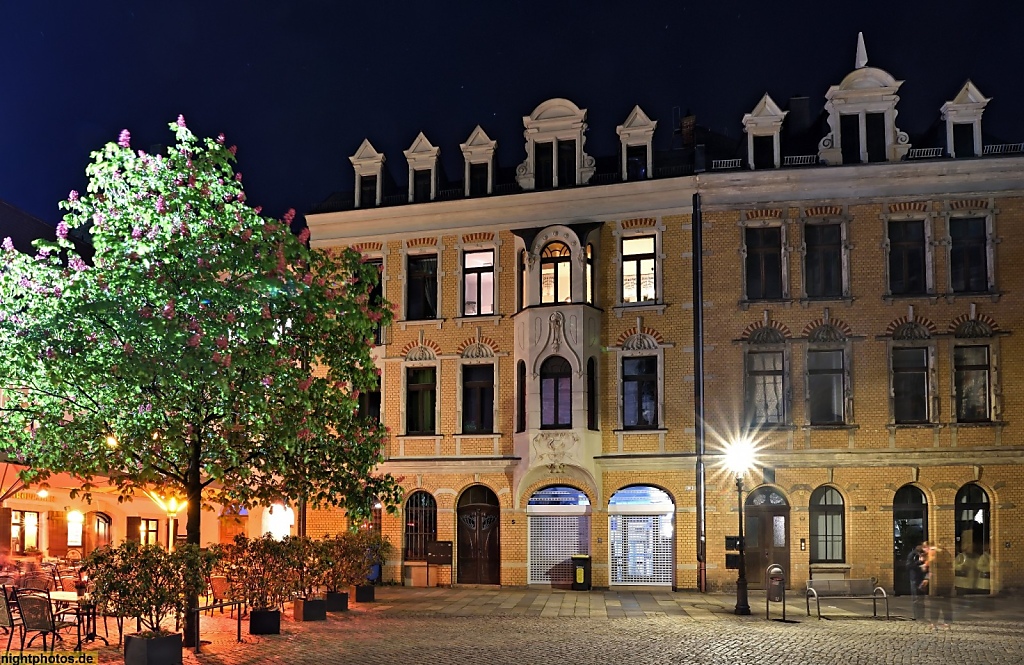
<box><xmin>282</xmin><ymin>209</ymin><xmax>296</xmax><ymax>225</ymax></box>
<box><xmin>217</xmin><ymin>133</ymin><xmax>226</xmax><ymax>145</ymax></box>
<box><xmin>297</xmin><ymin>228</ymin><xmax>310</xmax><ymax>244</ymax></box>
<box><xmin>68</xmin><ymin>190</ymin><xmax>79</xmax><ymax>202</ymax></box>
<box><xmin>177</xmin><ymin>114</ymin><xmax>187</xmax><ymax>127</ymax></box>
<box><xmin>254</xmin><ymin>206</ymin><xmax>262</xmax><ymax>214</ymax></box>
<box><xmin>302</xmin><ymin>273</ymin><xmax>313</xmax><ymax>286</ymax></box>
<box><xmin>212</xmin><ymin>351</ymin><xmax>222</xmax><ymax>364</ymax></box>
<box><xmin>304</xmin><ymin>312</ymin><xmax>315</xmax><ymax>324</ymax></box>
<box><xmin>123</xmin><ymin>342</ymin><xmax>134</xmax><ymax>355</ymax></box>
<box><xmin>188</xmin><ymin>174</ymin><xmax>196</xmax><ymax>187</ymax></box>
<box><xmin>240</xmin><ymin>229</ymin><xmax>252</xmax><ymax>242</ymax></box>
<box><xmin>131</xmin><ymin>227</ymin><xmax>143</xmax><ymax>239</ymax></box>
<box><xmin>261</xmin><ymin>305</ymin><xmax>271</xmax><ymax>319</ymax></box>
<box><xmin>235</xmin><ymin>173</ymin><xmax>242</xmax><ymax>182</ymax></box>
<box><xmin>86</xmin><ymin>332</ymin><xmax>98</xmax><ymax>343</ymax></box>
<box><xmin>298</xmin><ymin>377</ymin><xmax>313</xmax><ymax>391</ymax></box>
<box><xmin>69</xmin><ymin>258</ymin><xmax>87</xmax><ymax>272</ymax></box>
<box><xmin>221</xmin><ymin>353</ymin><xmax>231</xmax><ymax>367</ymax></box>
<box><xmin>35</xmin><ymin>248</ymin><xmax>51</xmax><ymax>261</ymax></box>
<box><xmin>92</xmin><ymin>212</ymin><xmax>105</xmax><ymax>228</ymax></box>
<box><xmin>139</xmin><ymin>306</ymin><xmax>153</xmax><ymax>318</ymax></box>
<box><xmin>162</xmin><ymin>300</ymin><xmax>176</xmax><ymax>319</ymax></box>
<box><xmin>237</xmin><ymin>192</ymin><xmax>246</xmax><ymax>202</ymax></box>
<box><xmin>187</xmin><ymin>334</ymin><xmax>201</xmax><ymax>347</ymax></box>
<box><xmin>225</xmin><ymin>312</ymin><xmax>236</xmax><ymax>324</ymax></box>
<box><xmin>262</xmin><ymin>376</ymin><xmax>273</xmax><ymax>387</ymax></box>
<box><xmin>118</xmin><ymin>129</ymin><xmax>131</xmax><ymax>148</ymax></box>
<box><xmin>147</xmin><ymin>226</ymin><xmax>158</xmax><ymax>240</ymax></box>
<box><xmin>45</xmin><ymin>347</ymin><xmax>55</xmax><ymax>359</ymax></box>
<box><xmin>2</xmin><ymin>237</ymin><xmax>14</xmax><ymax>251</ymax></box>
<box><xmin>228</xmin><ymin>145</ymin><xmax>237</xmax><ymax>156</ymax></box>
<box><xmin>56</xmin><ymin>221</ymin><xmax>69</xmax><ymax>240</ymax></box>
<box><xmin>215</xmin><ymin>336</ymin><xmax>228</xmax><ymax>349</ymax></box>
<box><xmin>155</xmin><ymin>196</ymin><xmax>167</xmax><ymax>214</ymax></box>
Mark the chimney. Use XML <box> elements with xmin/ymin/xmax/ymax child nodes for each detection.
<box><xmin>786</xmin><ymin>97</ymin><xmax>810</xmax><ymax>137</ymax></box>
<box><xmin>681</xmin><ymin>114</ymin><xmax>697</xmax><ymax>148</ymax></box>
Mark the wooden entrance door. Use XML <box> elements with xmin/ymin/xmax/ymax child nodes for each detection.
<box><xmin>457</xmin><ymin>485</ymin><xmax>500</xmax><ymax>585</ymax></box>
<box><xmin>893</xmin><ymin>485</ymin><xmax>928</xmax><ymax>596</ymax></box>
<box><xmin>745</xmin><ymin>487</ymin><xmax>790</xmax><ymax>589</ymax></box>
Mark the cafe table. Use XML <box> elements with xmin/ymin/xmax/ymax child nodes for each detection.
<box><xmin>50</xmin><ymin>590</ymin><xmax>109</xmax><ymax>649</ymax></box>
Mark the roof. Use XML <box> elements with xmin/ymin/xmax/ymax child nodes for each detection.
<box><xmin>0</xmin><ymin>198</ymin><xmax>57</xmax><ymax>255</ymax></box>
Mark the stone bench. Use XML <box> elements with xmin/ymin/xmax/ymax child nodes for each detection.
<box><xmin>805</xmin><ymin>578</ymin><xmax>889</xmax><ymax>619</ymax></box>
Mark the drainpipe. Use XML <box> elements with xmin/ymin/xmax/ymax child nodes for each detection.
<box><xmin>692</xmin><ymin>190</ymin><xmax>707</xmax><ymax>592</ymax></box>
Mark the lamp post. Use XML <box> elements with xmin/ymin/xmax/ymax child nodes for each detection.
<box><xmin>724</xmin><ymin>438</ymin><xmax>755</xmax><ymax>616</ymax></box>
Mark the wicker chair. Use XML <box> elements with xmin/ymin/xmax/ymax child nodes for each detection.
<box><xmin>14</xmin><ymin>589</ymin><xmax>79</xmax><ymax>652</ymax></box>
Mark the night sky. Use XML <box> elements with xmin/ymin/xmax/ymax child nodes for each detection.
<box><xmin>2</xmin><ymin>1</ymin><xmax>1022</xmax><ymax>227</ymax></box>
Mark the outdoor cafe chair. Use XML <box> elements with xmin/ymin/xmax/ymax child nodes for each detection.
<box><xmin>207</xmin><ymin>576</ymin><xmax>236</xmax><ymax>617</ymax></box>
<box><xmin>59</xmin><ymin>576</ymin><xmax>79</xmax><ymax>593</ymax></box>
<box><xmin>0</xmin><ymin>586</ymin><xmax>23</xmax><ymax>651</ymax></box>
<box><xmin>19</xmin><ymin>574</ymin><xmax>55</xmax><ymax>591</ymax></box>
<box><xmin>14</xmin><ymin>589</ymin><xmax>79</xmax><ymax>653</ymax></box>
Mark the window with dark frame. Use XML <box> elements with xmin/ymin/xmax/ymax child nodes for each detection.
<box><xmin>540</xmin><ymin>242</ymin><xmax>572</xmax><ymax>304</ymax></box>
<box><xmin>745</xmin><ymin>227</ymin><xmax>783</xmax><ymax>300</ymax></box>
<box><xmin>140</xmin><ymin>518</ymin><xmax>160</xmax><ymax>546</ymax></box>
<box><xmin>535</xmin><ymin>142</ymin><xmax>554</xmax><ymax>190</ymax></box>
<box><xmin>949</xmin><ymin>217</ymin><xmax>988</xmax><ymax>293</ymax></box>
<box><xmin>888</xmin><ymin>221</ymin><xmax>926</xmax><ymax>296</ymax></box>
<box><xmin>540</xmin><ymin>356</ymin><xmax>572</xmax><ymax>429</ymax></box>
<box><xmin>954</xmin><ymin>346</ymin><xmax>990</xmax><ymax>423</ymax></box>
<box><xmin>752</xmin><ymin>135</ymin><xmax>775</xmax><ymax>170</ymax></box>
<box><xmin>804</xmin><ymin>224</ymin><xmax>843</xmax><ymax>298</ymax></box>
<box><xmin>746</xmin><ymin>351</ymin><xmax>785</xmax><ymax>425</ymax></box>
<box><xmin>462</xmin><ymin>250</ymin><xmax>495</xmax><ymax>316</ymax></box>
<box><xmin>358</xmin><ymin>387</ymin><xmax>381</xmax><ymax>423</ymax></box>
<box><xmin>587</xmin><ymin>357</ymin><xmax>598</xmax><ymax>431</ymax></box>
<box><xmin>626</xmin><ymin>145</ymin><xmax>648</xmax><ymax>180</ymax></box>
<box><xmin>359</xmin><ymin>175</ymin><xmax>377</xmax><ymax>208</ymax></box>
<box><xmin>839</xmin><ymin>114</ymin><xmax>861</xmax><ymax>164</ymax></box>
<box><xmin>406</xmin><ymin>367</ymin><xmax>436</xmax><ymax>435</ymax></box>
<box><xmin>516</xmin><ymin>360</ymin><xmax>527</xmax><ymax>433</ymax></box>
<box><xmin>892</xmin><ymin>347</ymin><xmax>929</xmax><ymax>424</ymax></box>
<box><xmin>462</xmin><ymin>364</ymin><xmax>494</xmax><ymax>434</ymax></box>
<box><xmin>807</xmin><ymin>350</ymin><xmax>845</xmax><ymax>425</ymax></box>
<box><xmin>623</xmin><ymin>356</ymin><xmax>658</xmax><ymax>429</ymax></box>
<box><xmin>809</xmin><ymin>487</ymin><xmax>845</xmax><ymax>563</ymax></box>
<box><xmin>557</xmin><ymin>140</ymin><xmax>576</xmax><ymax>186</ymax></box>
<box><xmin>407</xmin><ymin>255</ymin><xmax>438</xmax><ymax>320</ymax></box>
<box><xmin>10</xmin><ymin>510</ymin><xmax>39</xmax><ymax>554</ymax></box>
<box><xmin>865</xmin><ymin>112</ymin><xmax>887</xmax><ymax>163</ymax></box>
<box><xmin>952</xmin><ymin>123</ymin><xmax>976</xmax><ymax>158</ymax></box>
<box><xmin>366</xmin><ymin>258</ymin><xmax>385</xmax><ymax>344</ymax></box>
<box><xmin>622</xmin><ymin>236</ymin><xmax>656</xmax><ymax>303</ymax></box>
<box><xmin>413</xmin><ymin>169</ymin><xmax>432</xmax><ymax>203</ymax></box>
<box><xmin>404</xmin><ymin>491</ymin><xmax>437</xmax><ymax>561</ymax></box>
<box><xmin>469</xmin><ymin>162</ymin><xmax>489</xmax><ymax>197</ymax></box>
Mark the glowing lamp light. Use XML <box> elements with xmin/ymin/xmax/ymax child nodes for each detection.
<box><xmin>36</xmin><ymin>489</ymin><xmax>49</xmax><ymax>498</ymax></box>
<box><xmin>66</xmin><ymin>510</ymin><xmax>85</xmax><ymax>524</ymax></box>
<box><xmin>723</xmin><ymin>438</ymin><xmax>757</xmax><ymax>478</ymax></box>
<box><xmin>105</xmin><ymin>435</ymin><xmax>118</xmax><ymax>448</ymax></box>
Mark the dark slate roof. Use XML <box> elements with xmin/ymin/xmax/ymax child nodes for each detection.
<box><xmin>0</xmin><ymin>198</ymin><xmax>57</xmax><ymax>255</ymax></box>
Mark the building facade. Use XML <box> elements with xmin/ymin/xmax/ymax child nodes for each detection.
<box><xmin>306</xmin><ymin>44</ymin><xmax>1024</xmax><ymax>594</ymax></box>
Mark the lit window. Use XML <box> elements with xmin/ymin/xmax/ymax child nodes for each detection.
<box><xmin>954</xmin><ymin>346</ymin><xmax>990</xmax><ymax>422</ymax></box>
<box><xmin>11</xmin><ymin>511</ymin><xmax>39</xmax><ymax>554</ymax></box>
<box><xmin>746</xmin><ymin>351</ymin><xmax>785</xmax><ymax>425</ymax></box>
<box><xmin>66</xmin><ymin>510</ymin><xmax>85</xmax><ymax>548</ymax></box>
<box><xmin>139</xmin><ymin>518</ymin><xmax>159</xmax><ymax>546</ymax></box>
<box><xmin>807</xmin><ymin>350</ymin><xmax>845</xmax><ymax>425</ymax></box>
<box><xmin>462</xmin><ymin>250</ymin><xmax>495</xmax><ymax>316</ymax></box>
<box><xmin>622</xmin><ymin>236</ymin><xmax>656</xmax><ymax>303</ymax></box>
<box><xmin>540</xmin><ymin>242</ymin><xmax>572</xmax><ymax>304</ymax></box>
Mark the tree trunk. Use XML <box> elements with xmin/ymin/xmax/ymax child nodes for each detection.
<box><xmin>182</xmin><ymin>443</ymin><xmax>203</xmax><ymax>649</ymax></box>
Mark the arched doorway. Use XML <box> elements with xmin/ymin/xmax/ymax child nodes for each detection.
<box><xmin>608</xmin><ymin>485</ymin><xmax>674</xmax><ymax>586</ymax></box>
<box><xmin>955</xmin><ymin>483</ymin><xmax>991</xmax><ymax>594</ymax></box>
<box><xmin>745</xmin><ymin>487</ymin><xmax>790</xmax><ymax>588</ymax></box>
<box><xmin>527</xmin><ymin>486</ymin><xmax>591</xmax><ymax>587</ymax></box>
<box><xmin>893</xmin><ymin>485</ymin><xmax>928</xmax><ymax>595</ymax></box>
<box><xmin>457</xmin><ymin>485</ymin><xmax>500</xmax><ymax>585</ymax></box>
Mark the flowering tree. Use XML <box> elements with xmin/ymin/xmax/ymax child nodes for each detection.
<box><xmin>0</xmin><ymin>117</ymin><xmax>399</xmax><ymax>570</ymax></box>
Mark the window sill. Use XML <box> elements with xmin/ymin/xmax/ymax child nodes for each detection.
<box><xmin>882</xmin><ymin>293</ymin><xmax>937</xmax><ymax>304</ymax></box>
<box><xmin>739</xmin><ymin>298</ymin><xmax>793</xmax><ymax>311</ymax></box>
<box><xmin>454</xmin><ymin>433</ymin><xmax>501</xmax><ymax>440</ymax></box>
<box><xmin>941</xmin><ymin>291</ymin><xmax>1003</xmax><ymax>304</ymax></box>
<box><xmin>887</xmin><ymin>423</ymin><xmax>942</xmax><ymax>430</ymax></box>
<box><xmin>613</xmin><ymin>428</ymin><xmax>668</xmax><ymax>435</ymax></box>
<box><xmin>949</xmin><ymin>421</ymin><xmax>1005</xmax><ymax>428</ymax></box>
<box><xmin>746</xmin><ymin>424</ymin><xmax>797</xmax><ymax>431</ymax></box>
<box><xmin>454</xmin><ymin>314</ymin><xmax>502</xmax><ymax>327</ymax></box>
<box><xmin>398</xmin><ymin>434</ymin><xmax>443</xmax><ymax>440</ymax></box>
<box><xmin>399</xmin><ymin>319</ymin><xmax>444</xmax><ymax>331</ymax></box>
<box><xmin>612</xmin><ymin>302</ymin><xmax>666</xmax><ymax>318</ymax></box>
<box><xmin>801</xmin><ymin>424</ymin><xmax>860</xmax><ymax>431</ymax></box>
<box><xmin>799</xmin><ymin>296</ymin><xmax>854</xmax><ymax>307</ymax></box>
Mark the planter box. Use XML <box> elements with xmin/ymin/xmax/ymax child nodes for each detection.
<box><xmin>249</xmin><ymin>609</ymin><xmax>281</xmax><ymax>635</ymax></box>
<box><xmin>293</xmin><ymin>598</ymin><xmax>327</xmax><ymax>621</ymax></box>
<box><xmin>325</xmin><ymin>591</ymin><xmax>349</xmax><ymax>612</ymax></box>
<box><xmin>124</xmin><ymin>632</ymin><xmax>183</xmax><ymax>665</ymax></box>
<box><xmin>354</xmin><ymin>585</ymin><xmax>375</xmax><ymax>603</ymax></box>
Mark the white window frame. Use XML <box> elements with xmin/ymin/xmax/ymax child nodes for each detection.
<box><xmin>609</xmin><ymin>319</ymin><xmax>672</xmax><ymax>435</ymax></box>
<box><xmin>804</xmin><ymin>341</ymin><xmax>852</xmax><ymax>427</ymax></box>
<box><xmin>744</xmin><ymin>343</ymin><xmax>791</xmax><ymax>427</ymax></box>
<box><xmin>612</xmin><ymin>221</ymin><xmax>666</xmax><ymax>315</ymax></box>
<box><xmin>798</xmin><ymin>211</ymin><xmax>852</xmax><ymax>302</ymax></box>
<box><xmin>887</xmin><ymin>336</ymin><xmax>938</xmax><ymax>426</ymax></box>
<box><xmin>740</xmin><ymin>217</ymin><xmax>790</xmax><ymax>305</ymax></box>
<box><xmin>942</xmin><ymin>203</ymin><xmax>997</xmax><ymax>297</ymax></box>
<box><xmin>882</xmin><ymin>213</ymin><xmax>935</xmax><ymax>299</ymax></box>
<box><xmin>401</xmin><ymin>348</ymin><xmax>441</xmax><ymax>440</ymax></box>
<box><xmin>455</xmin><ymin>341</ymin><xmax>502</xmax><ymax>441</ymax></box>
<box><xmin>455</xmin><ymin>238</ymin><xmax>501</xmax><ymax>320</ymax></box>
<box><xmin>400</xmin><ymin>239</ymin><xmax>444</xmax><ymax>328</ymax></box>
<box><xmin>948</xmin><ymin>319</ymin><xmax>1002</xmax><ymax>425</ymax></box>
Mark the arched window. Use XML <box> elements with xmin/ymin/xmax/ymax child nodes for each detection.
<box><xmin>516</xmin><ymin>360</ymin><xmax>527</xmax><ymax>433</ymax></box>
<box><xmin>587</xmin><ymin>357</ymin><xmax>598</xmax><ymax>430</ymax></box>
<box><xmin>540</xmin><ymin>242</ymin><xmax>572</xmax><ymax>304</ymax></box>
<box><xmin>809</xmin><ymin>486</ymin><xmax>845</xmax><ymax>563</ymax></box>
<box><xmin>540</xmin><ymin>356</ymin><xmax>572</xmax><ymax>428</ymax></box>
<box><xmin>404</xmin><ymin>491</ymin><xmax>437</xmax><ymax>561</ymax></box>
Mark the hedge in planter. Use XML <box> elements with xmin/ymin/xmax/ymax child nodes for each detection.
<box><xmin>284</xmin><ymin>536</ymin><xmax>329</xmax><ymax>622</ymax></box>
<box><xmin>84</xmin><ymin>541</ymin><xmax>216</xmax><ymax>665</ymax></box>
<box><xmin>221</xmin><ymin>534</ymin><xmax>290</xmax><ymax>635</ymax></box>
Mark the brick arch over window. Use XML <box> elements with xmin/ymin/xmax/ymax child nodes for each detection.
<box><xmin>401</xmin><ymin>339</ymin><xmax>442</xmax><ymax>359</ymax></box>
<box><xmin>885</xmin><ymin>316</ymin><xmax>937</xmax><ymax>339</ymax></box>
<box><xmin>802</xmin><ymin>317</ymin><xmax>853</xmax><ymax>340</ymax></box>
<box><xmin>457</xmin><ymin>336</ymin><xmax>498</xmax><ymax>357</ymax></box>
<box><xmin>615</xmin><ymin>325</ymin><xmax>665</xmax><ymax>347</ymax></box>
<box><xmin>740</xmin><ymin>321</ymin><xmax>792</xmax><ymax>343</ymax></box>
<box><xmin>949</xmin><ymin>313</ymin><xmax>999</xmax><ymax>338</ymax></box>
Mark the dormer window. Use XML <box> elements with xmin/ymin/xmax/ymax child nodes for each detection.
<box><xmin>941</xmin><ymin>81</ymin><xmax>990</xmax><ymax>159</ymax></box>
<box><xmin>742</xmin><ymin>94</ymin><xmax>787</xmax><ymax>170</ymax></box>
<box><xmin>540</xmin><ymin>242</ymin><xmax>572</xmax><ymax>304</ymax></box>
<box><xmin>461</xmin><ymin>125</ymin><xmax>497</xmax><ymax>197</ymax></box>
<box><xmin>516</xmin><ymin>98</ymin><xmax>595</xmax><ymax>190</ymax></box>
<box><xmin>350</xmin><ymin>139</ymin><xmax>385</xmax><ymax>208</ymax></box>
<box><xmin>404</xmin><ymin>132</ymin><xmax>439</xmax><ymax>203</ymax></box>
<box><xmin>817</xmin><ymin>35</ymin><xmax>911</xmax><ymax>165</ymax></box>
<box><xmin>616</xmin><ymin>106</ymin><xmax>657</xmax><ymax>181</ymax></box>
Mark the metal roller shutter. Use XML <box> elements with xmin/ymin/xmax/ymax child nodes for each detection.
<box><xmin>528</xmin><ymin>514</ymin><xmax>590</xmax><ymax>585</ymax></box>
<box><xmin>609</xmin><ymin>513</ymin><xmax>674</xmax><ymax>585</ymax></box>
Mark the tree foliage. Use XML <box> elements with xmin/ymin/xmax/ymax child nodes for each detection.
<box><xmin>0</xmin><ymin>117</ymin><xmax>400</xmax><ymax>541</ymax></box>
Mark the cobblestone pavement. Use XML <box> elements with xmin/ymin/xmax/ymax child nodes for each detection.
<box><xmin>34</xmin><ymin>587</ymin><xmax>1024</xmax><ymax>665</ymax></box>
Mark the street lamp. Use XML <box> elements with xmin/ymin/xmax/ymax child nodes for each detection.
<box><xmin>724</xmin><ymin>438</ymin><xmax>756</xmax><ymax>616</ymax></box>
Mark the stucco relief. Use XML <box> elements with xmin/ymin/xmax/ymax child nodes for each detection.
<box><xmin>530</xmin><ymin>430</ymin><xmax>581</xmax><ymax>474</ymax></box>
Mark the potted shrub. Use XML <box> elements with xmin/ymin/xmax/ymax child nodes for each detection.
<box><xmin>84</xmin><ymin>541</ymin><xmax>215</xmax><ymax>665</ymax></box>
<box><xmin>223</xmin><ymin>534</ymin><xmax>288</xmax><ymax>635</ymax></box>
<box><xmin>285</xmin><ymin>536</ymin><xmax>328</xmax><ymax>622</ymax></box>
<box><xmin>321</xmin><ymin>533</ymin><xmax>365</xmax><ymax>612</ymax></box>
<box><xmin>353</xmin><ymin>530</ymin><xmax>392</xmax><ymax>603</ymax></box>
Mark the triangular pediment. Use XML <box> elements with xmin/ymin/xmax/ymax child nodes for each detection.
<box><xmin>350</xmin><ymin>138</ymin><xmax>382</xmax><ymax>162</ymax></box>
<box><xmin>743</xmin><ymin>93</ymin><xmax>788</xmax><ymax>134</ymax></box>
<box><xmin>404</xmin><ymin>132</ymin><xmax>439</xmax><ymax>157</ymax></box>
<box><xmin>749</xmin><ymin>93</ymin><xmax>786</xmax><ymax>118</ymax></box>
<box><xmin>462</xmin><ymin>125</ymin><xmax>496</xmax><ymax>149</ymax></box>
<box><xmin>619</xmin><ymin>105</ymin><xmax>655</xmax><ymax>130</ymax></box>
<box><xmin>950</xmin><ymin>80</ymin><xmax>990</xmax><ymax>106</ymax></box>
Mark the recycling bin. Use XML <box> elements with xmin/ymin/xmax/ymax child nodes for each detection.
<box><xmin>571</xmin><ymin>554</ymin><xmax>592</xmax><ymax>591</ymax></box>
